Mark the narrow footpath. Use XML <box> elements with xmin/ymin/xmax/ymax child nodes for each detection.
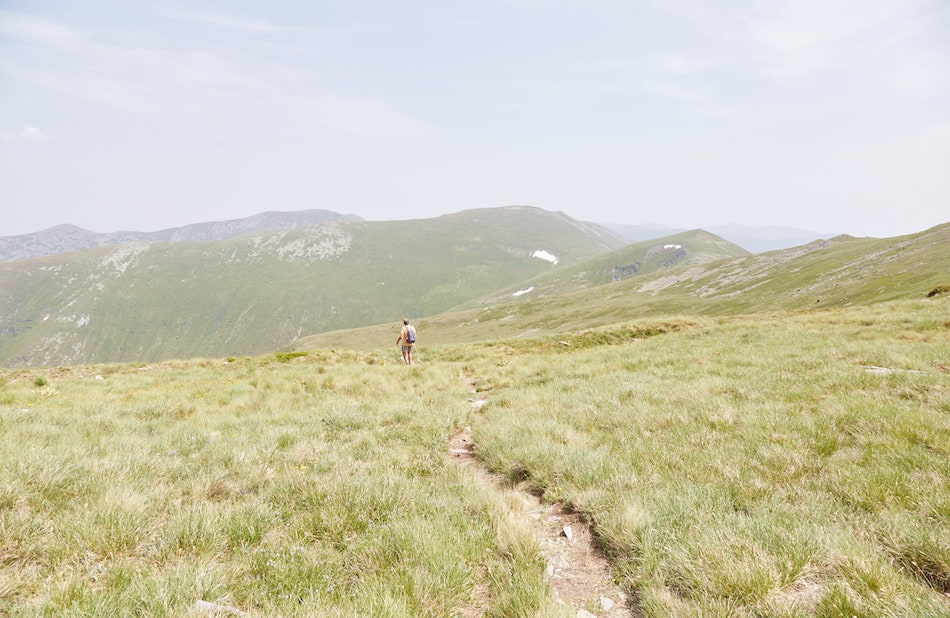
<box><xmin>448</xmin><ymin>378</ymin><xmax>634</xmax><ymax>617</ymax></box>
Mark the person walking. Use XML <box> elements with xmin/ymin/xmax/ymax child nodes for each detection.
<box><xmin>396</xmin><ymin>318</ymin><xmax>416</xmax><ymax>365</ymax></box>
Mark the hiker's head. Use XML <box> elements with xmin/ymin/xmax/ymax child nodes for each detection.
<box><xmin>403</xmin><ymin>318</ymin><xmax>409</xmax><ymax>325</ymax></box>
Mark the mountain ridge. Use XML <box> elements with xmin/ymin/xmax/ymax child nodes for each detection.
<box><xmin>288</xmin><ymin>222</ymin><xmax>950</xmax><ymax>353</ymax></box>
<box><xmin>0</xmin><ymin>209</ymin><xmax>363</xmax><ymax>263</ymax></box>
<box><xmin>604</xmin><ymin>222</ymin><xmax>836</xmax><ymax>253</ymax></box>
<box><xmin>6</xmin><ymin>209</ymin><xmax>843</xmax><ymax>262</ymax></box>
<box><xmin>477</xmin><ymin>229</ymin><xmax>750</xmax><ymax>305</ymax></box>
<box><xmin>4</xmin><ymin>206</ymin><xmax>946</xmax><ymax>368</ymax></box>
<box><xmin>0</xmin><ymin>207</ymin><xmax>629</xmax><ymax>367</ymax></box>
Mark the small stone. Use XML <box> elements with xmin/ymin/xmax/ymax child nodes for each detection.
<box><xmin>577</xmin><ymin>610</ymin><xmax>597</xmax><ymax>618</ymax></box>
<box><xmin>601</xmin><ymin>596</ymin><xmax>616</xmax><ymax>611</ymax></box>
<box><xmin>562</xmin><ymin>525</ymin><xmax>573</xmax><ymax>543</ymax></box>
<box><xmin>469</xmin><ymin>397</ymin><xmax>488</xmax><ymax>410</ymax></box>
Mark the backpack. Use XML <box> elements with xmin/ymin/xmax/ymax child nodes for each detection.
<box><xmin>406</xmin><ymin>325</ymin><xmax>416</xmax><ymax>344</ymax></box>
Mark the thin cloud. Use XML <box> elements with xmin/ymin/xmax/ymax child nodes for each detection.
<box><xmin>0</xmin><ymin>9</ymin><xmax>417</xmax><ymax>135</ymax></box>
<box><xmin>0</xmin><ymin>124</ymin><xmax>47</xmax><ymax>141</ymax></box>
<box><xmin>180</xmin><ymin>12</ymin><xmax>293</xmax><ymax>34</ymax></box>
<box><xmin>744</xmin><ymin>0</ymin><xmax>941</xmax><ymax>80</ymax></box>
<box><xmin>175</xmin><ymin>10</ymin><xmax>369</xmax><ymax>35</ymax></box>
<box><xmin>21</xmin><ymin>124</ymin><xmax>45</xmax><ymax>140</ymax></box>
<box><xmin>0</xmin><ymin>20</ymin><xmax>270</xmax><ymax>118</ymax></box>
<box><xmin>0</xmin><ymin>9</ymin><xmax>86</xmax><ymax>53</ymax></box>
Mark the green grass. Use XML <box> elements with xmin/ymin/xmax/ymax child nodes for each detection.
<box><xmin>0</xmin><ymin>353</ymin><xmax>557</xmax><ymax>616</ymax></box>
<box><xmin>291</xmin><ymin>224</ymin><xmax>950</xmax><ymax>355</ymax></box>
<box><xmin>469</xmin><ymin>300</ymin><xmax>950</xmax><ymax>615</ymax></box>
<box><xmin>1</xmin><ymin>298</ymin><xmax>948</xmax><ymax>615</ymax></box>
<box><xmin>0</xmin><ymin>207</ymin><xmax>627</xmax><ymax>368</ymax></box>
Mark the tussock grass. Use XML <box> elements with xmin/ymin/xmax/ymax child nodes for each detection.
<box><xmin>0</xmin><ymin>352</ymin><xmax>561</xmax><ymax>616</ymax></box>
<box><xmin>473</xmin><ymin>299</ymin><xmax>950</xmax><ymax>615</ymax></box>
<box><xmin>1</xmin><ymin>298</ymin><xmax>948</xmax><ymax>615</ymax></box>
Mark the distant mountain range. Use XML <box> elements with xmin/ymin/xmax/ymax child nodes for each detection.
<box><xmin>4</xmin><ymin>213</ymin><xmax>836</xmax><ymax>263</ymax></box>
<box><xmin>2</xmin><ymin>207</ymin><xmax>946</xmax><ymax>368</ymax></box>
<box><xmin>0</xmin><ymin>209</ymin><xmax>362</xmax><ymax>263</ymax></box>
<box><xmin>3</xmin><ymin>211</ymin><xmax>835</xmax><ymax>263</ymax></box>
<box><xmin>0</xmin><ymin>207</ymin><xmax>633</xmax><ymax>367</ymax></box>
<box><xmin>604</xmin><ymin>222</ymin><xmax>836</xmax><ymax>253</ymax></box>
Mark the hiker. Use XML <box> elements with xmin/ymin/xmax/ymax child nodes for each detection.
<box><xmin>396</xmin><ymin>318</ymin><xmax>416</xmax><ymax>365</ymax></box>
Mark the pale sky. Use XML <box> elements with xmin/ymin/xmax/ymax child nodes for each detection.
<box><xmin>2</xmin><ymin>0</ymin><xmax>948</xmax><ymax>238</ymax></box>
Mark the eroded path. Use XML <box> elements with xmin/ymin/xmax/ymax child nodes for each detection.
<box><xmin>449</xmin><ymin>385</ymin><xmax>633</xmax><ymax>617</ymax></box>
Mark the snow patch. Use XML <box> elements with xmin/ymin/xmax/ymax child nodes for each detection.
<box><xmin>513</xmin><ymin>286</ymin><xmax>535</xmax><ymax>297</ymax></box>
<box><xmin>532</xmin><ymin>250</ymin><xmax>558</xmax><ymax>264</ymax></box>
<box><xmin>664</xmin><ymin>244</ymin><xmax>682</xmax><ymax>250</ymax></box>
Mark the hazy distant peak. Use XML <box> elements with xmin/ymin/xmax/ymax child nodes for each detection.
<box><xmin>0</xmin><ymin>209</ymin><xmax>362</xmax><ymax>263</ymax></box>
<box><xmin>35</xmin><ymin>223</ymin><xmax>95</xmax><ymax>234</ymax></box>
<box><xmin>705</xmin><ymin>224</ymin><xmax>836</xmax><ymax>239</ymax></box>
<box><xmin>604</xmin><ymin>222</ymin><xmax>835</xmax><ymax>253</ymax></box>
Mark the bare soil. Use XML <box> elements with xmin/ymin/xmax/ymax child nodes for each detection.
<box><xmin>449</xmin><ymin>423</ymin><xmax>633</xmax><ymax>617</ymax></box>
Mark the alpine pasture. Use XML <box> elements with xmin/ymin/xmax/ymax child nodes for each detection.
<box><xmin>2</xmin><ymin>296</ymin><xmax>948</xmax><ymax>616</ymax></box>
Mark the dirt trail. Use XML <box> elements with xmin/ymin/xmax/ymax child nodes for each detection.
<box><xmin>449</xmin><ymin>383</ymin><xmax>633</xmax><ymax>617</ymax></box>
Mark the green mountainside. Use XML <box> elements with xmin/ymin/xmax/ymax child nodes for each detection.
<box><xmin>290</xmin><ymin>222</ymin><xmax>950</xmax><ymax>352</ymax></box>
<box><xmin>480</xmin><ymin>229</ymin><xmax>749</xmax><ymax>303</ymax></box>
<box><xmin>0</xmin><ymin>207</ymin><xmax>627</xmax><ymax>367</ymax></box>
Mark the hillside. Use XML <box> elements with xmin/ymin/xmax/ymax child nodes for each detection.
<box><xmin>0</xmin><ymin>209</ymin><xmax>363</xmax><ymax>263</ymax></box>
<box><xmin>480</xmin><ymin>229</ymin><xmax>749</xmax><ymax>303</ymax></box>
<box><xmin>0</xmin><ymin>207</ymin><xmax>627</xmax><ymax>367</ymax></box>
<box><xmin>290</xmin><ymin>222</ymin><xmax>950</xmax><ymax>352</ymax></box>
<box><xmin>605</xmin><ymin>222</ymin><xmax>834</xmax><ymax>253</ymax></box>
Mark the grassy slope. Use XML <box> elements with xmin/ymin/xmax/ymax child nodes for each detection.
<box><xmin>290</xmin><ymin>222</ymin><xmax>950</xmax><ymax>352</ymax></box>
<box><xmin>0</xmin><ymin>207</ymin><xmax>627</xmax><ymax>368</ymax></box>
<box><xmin>480</xmin><ymin>228</ymin><xmax>750</xmax><ymax>302</ymax></box>
<box><xmin>469</xmin><ymin>298</ymin><xmax>950</xmax><ymax>615</ymax></box>
<box><xmin>1</xmin><ymin>298</ymin><xmax>947</xmax><ymax>616</ymax></box>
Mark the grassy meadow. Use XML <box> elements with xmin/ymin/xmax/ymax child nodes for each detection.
<box><xmin>1</xmin><ymin>297</ymin><xmax>948</xmax><ymax>616</ymax></box>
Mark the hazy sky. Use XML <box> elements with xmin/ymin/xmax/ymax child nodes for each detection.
<box><xmin>2</xmin><ymin>1</ymin><xmax>948</xmax><ymax>238</ymax></box>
